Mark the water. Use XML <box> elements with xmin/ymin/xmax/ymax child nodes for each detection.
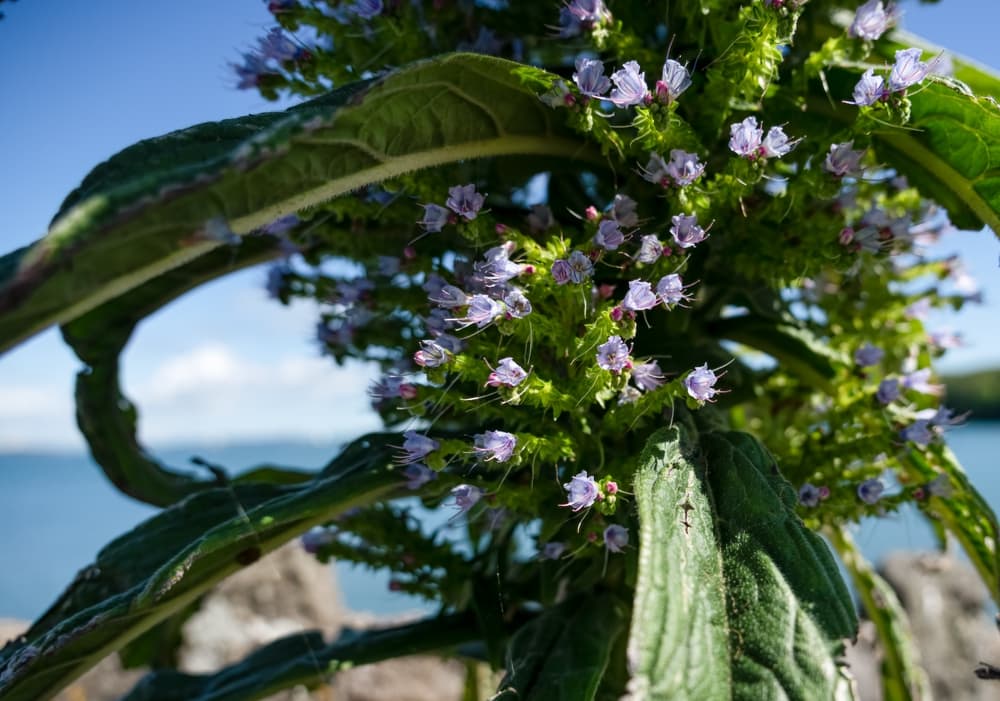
<box><xmin>1</xmin><ymin>425</ymin><xmax>997</xmax><ymax>621</ymax></box>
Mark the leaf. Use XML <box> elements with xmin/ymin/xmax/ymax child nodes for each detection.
<box><xmin>0</xmin><ymin>434</ymin><xmax>403</xmax><ymax>701</ymax></box>
<box><xmin>828</xmin><ymin>528</ymin><xmax>931</xmax><ymax>701</ymax></box>
<box><xmin>624</xmin><ymin>425</ymin><xmax>857</xmax><ymax>700</ymax></box>
<box><xmin>493</xmin><ymin>597</ymin><xmax>627</xmax><ymax>701</ymax></box>
<box><xmin>0</xmin><ymin>53</ymin><xmax>598</xmax><ymax>353</ymax></box>
<box><xmin>122</xmin><ymin>613</ymin><xmax>481</xmax><ymax>701</ymax></box>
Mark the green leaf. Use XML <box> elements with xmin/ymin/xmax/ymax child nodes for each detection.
<box><xmin>625</xmin><ymin>425</ymin><xmax>857</xmax><ymax>700</ymax></box>
<box><xmin>0</xmin><ymin>434</ymin><xmax>402</xmax><ymax>701</ymax></box>
<box><xmin>828</xmin><ymin>528</ymin><xmax>931</xmax><ymax>701</ymax></box>
<box><xmin>493</xmin><ymin>596</ymin><xmax>627</xmax><ymax>701</ymax></box>
<box><xmin>122</xmin><ymin>613</ymin><xmax>481</xmax><ymax>701</ymax></box>
<box><xmin>0</xmin><ymin>53</ymin><xmax>598</xmax><ymax>353</ymax></box>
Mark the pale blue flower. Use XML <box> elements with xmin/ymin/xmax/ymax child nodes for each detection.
<box><xmin>429</xmin><ymin>284</ymin><xmax>468</xmax><ymax>309</ymax></box>
<box><xmin>670</xmin><ymin>213</ymin><xmax>707</xmax><ymax>249</ymax></box>
<box><xmin>419</xmin><ymin>203</ymin><xmax>450</xmax><ymax>232</ymax></box>
<box><xmin>889</xmin><ymin>48</ymin><xmax>936</xmax><ymax>93</ymax></box>
<box><xmin>597</xmin><ymin>335</ymin><xmax>631</xmax><ymax>373</ymax></box>
<box><xmin>622</xmin><ymin>280</ymin><xmax>658</xmax><ymax>311</ymax></box>
<box><xmin>551</xmin><ymin>259</ymin><xmax>572</xmax><ymax>285</ymax></box>
<box><xmin>901</xmin><ymin>419</ymin><xmax>934</xmax><ymax>447</ymax></box>
<box><xmin>876</xmin><ymin>377</ymin><xmax>900</xmax><ymax>405</ymax></box>
<box><xmin>573</xmin><ymin>57</ymin><xmax>611</xmax><ymax>98</ymax></box>
<box><xmin>632</xmin><ymin>361</ymin><xmax>664</xmax><ymax>391</ymax></box>
<box><xmin>657</xmin><ymin>273</ymin><xmax>694</xmax><ymax>307</ymax></box>
<box><xmin>451</xmin><ymin>484</ymin><xmax>483</xmax><ymax>514</ymax></box>
<box><xmin>854</xmin><ymin>343</ymin><xmax>884</xmax><ymax>367</ymax></box>
<box><xmin>504</xmin><ymin>288</ymin><xmax>533</xmax><ymax>318</ymax></box>
<box><xmin>414</xmin><ymin>339</ymin><xmax>452</xmax><ymax>368</ymax></box>
<box><xmin>729</xmin><ymin>116</ymin><xmax>763</xmax><ymax>157</ymax></box>
<box><xmin>823</xmin><ymin>141</ymin><xmax>865</xmax><ymax>177</ymax></box>
<box><xmin>403</xmin><ymin>463</ymin><xmax>436</xmax><ymax>489</ymax></box>
<box><xmin>474</xmin><ymin>430</ymin><xmax>517</xmax><ymax>462</ymax></box>
<box><xmin>446</xmin><ymin>184</ymin><xmax>485</xmax><ymax>220</ymax></box>
<box><xmin>397</xmin><ymin>431</ymin><xmax>440</xmax><ymax>464</ymax></box>
<box><xmin>567</xmin><ymin>250</ymin><xmax>594</xmax><ymax>282</ymax></box>
<box><xmin>301</xmin><ymin>526</ymin><xmax>335</xmax><ymax>554</ymax></box>
<box><xmin>608</xmin><ymin>60</ymin><xmax>650</xmax><ymax>107</ymax></box>
<box><xmin>849</xmin><ymin>0</ymin><xmax>896</xmax><ymax>41</ymax></box>
<box><xmin>635</xmin><ymin>234</ymin><xmax>663</xmax><ymax>263</ymax></box>
<box><xmin>760</xmin><ymin>126</ymin><xmax>799</xmax><ymax>158</ymax></box>
<box><xmin>798</xmin><ymin>484</ymin><xmax>823</xmax><ymax>508</ymax></box>
<box><xmin>850</xmin><ymin>68</ymin><xmax>887</xmax><ymax>106</ymax></box>
<box><xmin>902</xmin><ymin>368</ymin><xmax>943</xmax><ymax>396</ymax></box>
<box><xmin>609</xmin><ymin>194</ymin><xmax>639</xmax><ymax>227</ymax></box>
<box><xmin>656</xmin><ymin>58</ymin><xmax>691</xmax><ymax>104</ymax></box>
<box><xmin>563</xmin><ymin>471</ymin><xmax>599</xmax><ymax>511</ymax></box>
<box><xmin>594</xmin><ymin>219</ymin><xmax>626</xmax><ymax>250</ymax></box>
<box><xmin>455</xmin><ymin>294</ymin><xmax>505</xmax><ymax>328</ymax></box>
<box><xmin>604</xmin><ymin>524</ymin><xmax>629</xmax><ymax>553</ymax></box>
<box><xmin>684</xmin><ymin>363</ymin><xmax>719</xmax><ymax>402</ymax></box>
<box><xmin>641</xmin><ymin>152</ymin><xmax>670</xmax><ymax>186</ymax></box>
<box><xmin>665</xmin><ymin>149</ymin><xmax>705</xmax><ymax>185</ymax></box>
<box><xmin>857</xmin><ymin>478</ymin><xmax>884</xmax><ymax>505</ymax></box>
<box><xmin>540</xmin><ymin>542</ymin><xmax>566</xmax><ymax>560</ymax></box>
<box><xmin>487</xmin><ymin>357</ymin><xmax>527</xmax><ymax>387</ymax></box>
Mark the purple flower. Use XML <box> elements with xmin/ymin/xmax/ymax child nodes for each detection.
<box><xmin>266</xmin><ymin>265</ymin><xmax>288</xmax><ymax>300</ymax></box>
<box><xmin>419</xmin><ymin>203</ymin><xmax>450</xmax><ymax>232</ymax></box>
<box><xmin>889</xmin><ymin>48</ymin><xmax>936</xmax><ymax>93</ymax></box>
<box><xmin>567</xmin><ymin>250</ymin><xmax>594</xmax><ymax>283</ymax></box>
<box><xmin>446</xmin><ymin>184</ymin><xmax>485</xmax><ymax>220</ymax></box>
<box><xmin>435</xmin><ymin>334</ymin><xmax>464</xmax><ymax>354</ymax></box>
<box><xmin>451</xmin><ymin>484</ymin><xmax>483</xmax><ymax>514</ymax></box>
<box><xmin>902</xmin><ymin>368</ymin><xmax>943</xmax><ymax>396</ymax></box>
<box><xmin>504</xmin><ymin>288</ymin><xmax>533</xmax><ymax>319</ymax></box>
<box><xmin>474</xmin><ymin>430</ymin><xmax>517</xmax><ymax>463</ymax></box>
<box><xmin>594</xmin><ymin>220</ymin><xmax>626</xmax><ymax>250</ymax></box>
<box><xmin>798</xmin><ymin>484</ymin><xmax>823</xmax><ymax>508</ymax></box>
<box><xmin>850</xmin><ymin>68</ymin><xmax>887</xmax><ymax>106</ymax></box>
<box><xmin>232</xmin><ymin>52</ymin><xmax>272</xmax><ymax>90</ymax></box>
<box><xmin>609</xmin><ymin>194</ymin><xmax>639</xmax><ymax>227</ymax></box>
<box><xmin>551</xmin><ymin>259</ymin><xmax>572</xmax><ymax>285</ymax></box>
<box><xmin>347</xmin><ymin>0</ymin><xmax>383</xmax><ymax>20</ymax></box>
<box><xmin>929</xmin><ymin>329</ymin><xmax>963</xmax><ymax>350</ymax></box>
<box><xmin>563</xmin><ymin>471</ymin><xmax>600</xmax><ymax>511</ymax></box>
<box><xmin>429</xmin><ymin>284</ymin><xmax>468</xmax><ymax>309</ymax></box>
<box><xmin>670</xmin><ymin>213</ymin><xmax>708</xmax><ymax>249</ymax></box>
<box><xmin>635</xmin><ymin>234</ymin><xmax>663</xmax><ymax>264</ymax></box>
<box><xmin>632</xmin><ymin>361</ymin><xmax>664</xmax><ymax>391</ymax></box>
<box><xmin>656</xmin><ymin>58</ymin><xmax>691</xmax><ymax>104</ymax></box>
<box><xmin>454</xmin><ymin>294</ymin><xmax>505</xmax><ymax>329</ymax></box>
<box><xmin>665</xmin><ymin>149</ymin><xmax>705</xmax><ymax>186</ymax></box>
<box><xmin>487</xmin><ymin>357</ymin><xmax>527</xmax><ymax>387</ymax></box>
<box><xmin>597</xmin><ymin>335</ymin><xmax>631</xmax><ymax>373</ymax></box>
<box><xmin>729</xmin><ymin>116</ymin><xmax>763</xmax><ymax>157</ymax></box>
<box><xmin>573</xmin><ymin>57</ymin><xmax>611</xmax><ymax>98</ymax></box>
<box><xmin>901</xmin><ymin>419</ymin><xmax>934</xmax><ymax>447</ymax></box>
<box><xmin>657</xmin><ymin>273</ymin><xmax>694</xmax><ymax>307</ymax></box>
<box><xmin>760</xmin><ymin>126</ymin><xmax>799</xmax><ymax>159</ymax></box>
<box><xmin>641</xmin><ymin>152</ymin><xmax>670</xmax><ymax>187</ymax></box>
<box><xmin>684</xmin><ymin>363</ymin><xmax>720</xmax><ymax>402</ymax></box>
<box><xmin>849</xmin><ymin>0</ymin><xmax>896</xmax><ymax>41</ymax></box>
<box><xmin>622</xmin><ymin>280</ymin><xmax>658</xmax><ymax>311</ymax></box>
<box><xmin>403</xmin><ymin>463</ymin><xmax>436</xmax><ymax>489</ymax></box>
<box><xmin>540</xmin><ymin>541</ymin><xmax>566</xmax><ymax>560</ymax></box>
<box><xmin>301</xmin><ymin>526</ymin><xmax>335</xmax><ymax>554</ymax></box>
<box><xmin>905</xmin><ymin>297</ymin><xmax>931</xmax><ymax>320</ymax></box>
<box><xmin>258</xmin><ymin>28</ymin><xmax>302</xmax><ymax>63</ymax></box>
<box><xmin>857</xmin><ymin>478</ymin><xmax>884</xmax><ymax>505</ymax></box>
<box><xmin>929</xmin><ymin>406</ymin><xmax>968</xmax><ymax>428</ymax></box>
<box><xmin>557</xmin><ymin>0</ymin><xmax>611</xmax><ymax>38</ymax></box>
<box><xmin>397</xmin><ymin>431</ymin><xmax>439</xmax><ymax>464</ymax></box>
<box><xmin>854</xmin><ymin>343</ymin><xmax>884</xmax><ymax>367</ymax></box>
<box><xmin>424</xmin><ymin>308</ymin><xmax>454</xmax><ymax>336</ymax></box>
<box><xmin>876</xmin><ymin>377</ymin><xmax>900</xmax><ymax>405</ymax></box>
<box><xmin>369</xmin><ymin>373</ymin><xmax>417</xmax><ymax>402</ymax></box>
<box><xmin>608</xmin><ymin>60</ymin><xmax>650</xmax><ymax>107</ymax></box>
<box><xmin>604</xmin><ymin>524</ymin><xmax>629</xmax><ymax>553</ymax></box>
<box><xmin>823</xmin><ymin>141</ymin><xmax>865</xmax><ymax>177</ymax></box>
<box><xmin>414</xmin><ymin>339</ymin><xmax>452</xmax><ymax>368</ymax></box>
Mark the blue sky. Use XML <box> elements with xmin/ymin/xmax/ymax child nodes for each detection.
<box><xmin>0</xmin><ymin>0</ymin><xmax>997</xmax><ymax>450</ymax></box>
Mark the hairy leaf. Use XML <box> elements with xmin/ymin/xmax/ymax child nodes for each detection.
<box><xmin>0</xmin><ymin>435</ymin><xmax>402</xmax><ymax>701</ymax></box>
<box><xmin>625</xmin><ymin>426</ymin><xmax>857</xmax><ymax>700</ymax></box>
<box><xmin>0</xmin><ymin>53</ymin><xmax>597</xmax><ymax>353</ymax></box>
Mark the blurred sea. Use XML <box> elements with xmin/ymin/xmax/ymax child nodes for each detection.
<box><xmin>1</xmin><ymin>423</ymin><xmax>998</xmax><ymax>621</ymax></box>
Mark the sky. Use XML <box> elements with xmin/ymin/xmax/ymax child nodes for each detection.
<box><xmin>0</xmin><ymin>0</ymin><xmax>998</xmax><ymax>451</ymax></box>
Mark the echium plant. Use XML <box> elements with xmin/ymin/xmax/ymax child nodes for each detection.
<box><xmin>1</xmin><ymin>0</ymin><xmax>999</xmax><ymax>699</ymax></box>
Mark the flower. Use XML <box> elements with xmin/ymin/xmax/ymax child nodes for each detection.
<box><xmin>901</xmin><ymin>368</ymin><xmax>943</xmax><ymax>396</ymax></box>
<box><xmin>849</xmin><ymin>0</ymin><xmax>896</xmax><ymax>41</ymax></box>
<box><xmin>487</xmin><ymin>357</ymin><xmax>528</xmax><ymax>387</ymax></box>
<box><xmin>257</xmin><ymin>28</ymin><xmax>303</xmax><ymax>63</ymax></box>
<box><xmin>622</xmin><ymin>280</ymin><xmax>658</xmax><ymax>312</ymax></box>
<box><xmin>429</xmin><ymin>284</ymin><xmax>468</xmax><ymax>309</ymax></box>
<box><xmin>540</xmin><ymin>80</ymin><xmax>573</xmax><ymax>108</ymax></box>
<box><xmin>445</xmin><ymin>184</ymin><xmax>485</xmax><ymax>220</ymax></box>
<box><xmin>876</xmin><ymin>377</ymin><xmax>900</xmax><ymax>405</ymax></box>
<box><xmin>301</xmin><ymin>526</ymin><xmax>335</xmax><ymax>554</ymax></box>
<box><xmin>597</xmin><ymin>335</ymin><xmax>631</xmax><ymax>373</ymax></box>
<box><xmin>539</xmin><ymin>542</ymin><xmax>566</xmax><ymax>560</ymax></box>
<box><xmin>414</xmin><ymin>339</ymin><xmax>452</xmax><ymax>368</ymax></box>
<box><xmin>551</xmin><ymin>259</ymin><xmax>572</xmax><ymax>285</ymax></box>
<box><xmin>557</xmin><ymin>0</ymin><xmax>611</xmax><ymax>38</ymax></box>
<box><xmin>618</xmin><ymin>386</ymin><xmax>642</xmax><ymax>404</ymax></box>
<box><xmin>657</xmin><ymin>273</ymin><xmax>694</xmax><ymax>307</ymax></box>
<box><xmin>665</xmin><ymin>149</ymin><xmax>705</xmax><ymax>185</ymax></box>
<box><xmin>823</xmin><ymin>141</ymin><xmax>865</xmax><ymax>177</ymax></box>
<box><xmin>901</xmin><ymin>419</ymin><xmax>934</xmax><ymax>447</ymax></box>
<box><xmin>573</xmin><ymin>57</ymin><xmax>611</xmax><ymax>98</ymax></box>
<box><xmin>608</xmin><ymin>60</ymin><xmax>650</xmax><ymax>107</ymax></box>
<box><xmin>684</xmin><ymin>363</ymin><xmax>720</xmax><ymax>402</ymax></box>
<box><xmin>594</xmin><ymin>220</ymin><xmax>626</xmax><ymax>250</ymax></box>
<box><xmin>854</xmin><ymin>343</ymin><xmax>884</xmax><ymax>367</ymax></box>
<box><xmin>419</xmin><ymin>203</ymin><xmax>450</xmax><ymax>232</ymax></box>
<box><xmin>567</xmin><ymin>250</ymin><xmax>594</xmax><ymax>283</ymax></box>
<box><xmin>670</xmin><ymin>213</ymin><xmax>708</xmax><ymax>248</ymax></box>
<box><xmin>609</xmin><ymin>194</ymin><xmax>639</xmax><ymax>227</ymax></box>
<box><xmin>503</xmin><ymin>288</ymin><xmax>533</xmax><ymax>318</ymax></box>
<box><xmin>632</xmin><ymin>361</ymin><xmax>664</xmax><ymax>391</ymax></box>
<box><xmin>604</xmin><ymin>524</ymin><xmax>629</xmax><ymax>553</ymax></box>
<box><xmin>857</xmin><ymin>478</ymin><xmax>884</xmax><ymax>505</ymax></box>
<box><xmin>760</xmin><ymin>126</ymin><xmax>799</xmax><ymax>159</ymax></box>
<box><xmin>451</xmin><ymin>484</ymin><xmax>483</xmax><ymax>514</ymax></box>
<box><xmin>635</xmin><ymin>234</ymin><xmax>663</xmax><ymax>263</ymax></box>
<box><xmin>850</xmin><ymin>68</ymin><xmax>887</xmax><ymax>106</ymax></box>
<box><xmin>403</xmin><ymin>463</ymin><xmax>436</xmax><ymax>489</ymax></box>
<box><xmin>454</xmin><ymin>294</ymin><xmax>505</xmax><ymax>329</ymax></box>
<box><xmin>729</xmin><ymin>116</ymin><xmax>763</xmax><ymax>157</ymax></box>
<box><xmin>563</xmin><ymin>471</ymin><xmax>600</xmax><ymax>511</ymax></box>
<box><xmin>397</xmin><ymin>431</ymin><xmax>439</xmax><ymax>464</ymax></box>
<box><xmin>473</xmin><ymin>430</ymin><xmax>517</xmax><ymax>462</ymax></box>
<box><xmin>798</xmin><ymin>484</ymin><xmax>824</xmax><ymax>508</ymax></box>
<box><xmin>369</xmin><ymin>373</ymin><xmax>418</xmax><ymax>402</ymax></box>
<box><xmin>656</xmin><ymin>58</ymin><xmax>691</xmax><ymax>103</ymax></box>
<box><xmin>926</xmin><ymin>473</ymin><xmax>953</xmax><ymax>498</ymax></box>
<box><xmin>889</xmin><ymin>48</ymin><xmax>937</xmax><ymax>93</ymax></box>
<box><xmin>347</xmin><ymin>0</ymin><xmax>383</xmax><ymax>19</ymax></box>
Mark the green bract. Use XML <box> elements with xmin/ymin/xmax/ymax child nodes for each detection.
<box><xmin>1</xmin><ymin>2</ymin><xmax>999</xmax><ymax>700</ymax></box>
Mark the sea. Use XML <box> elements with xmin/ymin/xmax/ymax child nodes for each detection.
<box><xmin>1</xmin><ymin>423</ymin><xmax>998</xmax><ymax>622</ymax></box>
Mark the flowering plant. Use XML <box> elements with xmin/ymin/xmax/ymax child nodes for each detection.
<box><xmin>1</xmin><ymin>1</ymin><xmax>999</xmax><ymax>699</ymax></box>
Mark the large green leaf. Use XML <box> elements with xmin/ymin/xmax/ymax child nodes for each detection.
<box><xmin>625</xmin><ymin>425</ymin><xmax>857</xmax><ymax>700</ymax></box>
<box><xmin>0</xmin><ymin>53</ymin><xmax>597</xmax><ymax>353</ymax></box>
<box><xmin>494</xmin><ymin>596</ymin><xmax>627</xmax><ymax>701</ymax></box>
<box><xmin>0</xmin><ymin>434</ymin><xmax>402</xmax><ymax>701</ymax></box>
<box><xmin>122</xmin><ymin>613</ymin><xmax>481</xmax><ymax>701</ymax></box>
